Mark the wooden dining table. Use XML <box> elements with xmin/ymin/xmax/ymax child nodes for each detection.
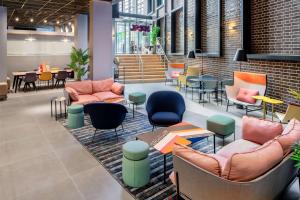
<box><xmin>12</xmin><ymin>69</ymin><xmax>73</xmax><ymax>93</ymax></box>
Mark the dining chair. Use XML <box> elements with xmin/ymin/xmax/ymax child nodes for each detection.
<box><xmin>19</xmin><ymin>72</ymin><xmax>37</xmax><ymax>92</ymax></box>
<box><xmin>39</xmin><ymin>71</ymin><xmax>53</xmax><ymax>89</ymax></box>
<box><xmin>219</xmin><ymin>79</ymin><xmax>233</xmax><ymax>105</ymax></box>
<box><xmin>54</xmin><ymin>71</ymin><xmax>68</xmax><ymax>88</ymax></box>
<box><xmin>199</xmin><ymin>80</ymin><xmax>218</xmax><ymax>106</ymax></box>
<box><xmin>185</xmin><ymin>76</ymin><xmax>200</xmax><ymax>100</ymax></box>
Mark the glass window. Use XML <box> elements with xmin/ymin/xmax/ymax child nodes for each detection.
<box><xmin>157</xmin><ymin>0</ymin><xmax>164</xmax><ymax>7</ymax></box>
<box><xmin>148</xmin><ymin>0</ymin><xmax>153</xmax><ymax>14</ymax></box>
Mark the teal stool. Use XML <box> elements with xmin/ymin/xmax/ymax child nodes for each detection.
<box><xmin>122</xmin><ymin>141</ymin><xmax>150</xmax><ymax>188</ymax></box>
<box><xmin>207</xmin><ymin>115</ymin><xmax>235</xmax><ymax>152</ymax></box>
<box><xmin>67</xmin><ymin>104</ymin><xmax>84</xmax><ymax>129</ymax></box>
<box><xmin>128</xmin><ymin>92</ymin><xmax>146</xmax><ymax>118</ymax></box>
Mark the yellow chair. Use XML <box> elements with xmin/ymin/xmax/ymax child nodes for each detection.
<box><xmin>39</xmin><ymin>71</ymin><xmax>53</xmax><ymax>88</ymax></box>
<box><xmin>275</xmin><ymin>104</ymin><xmax>300</xmax><ymax>123</ymax></box>
<box><xmin>178</xmin><ymin>65</ymin><xmax>200</xmax><ymax>89</ymax></box>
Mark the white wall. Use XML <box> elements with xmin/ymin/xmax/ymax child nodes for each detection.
<box><xmin>6</xmin><ymin>33</ymin><xmax>74</xmax><ymax>80</ymax></box>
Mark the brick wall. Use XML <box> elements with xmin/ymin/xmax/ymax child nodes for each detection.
<box><xmin>163</xmin><ymin>0</ymin><xmax>300</xmax><ymax>112</ymax></box>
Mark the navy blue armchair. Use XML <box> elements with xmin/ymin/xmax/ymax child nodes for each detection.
<box><xmin>85</xmin><ymin>103</ymin><xmax>128</xmax><ymax>142</ymax></box>
<box><xmin>146</xmin><ymin>91</ymin><xmax>186</xmax><ymax>129</ymax></box>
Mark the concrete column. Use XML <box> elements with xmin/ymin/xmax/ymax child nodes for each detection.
<box><xmin>0</xmin><ymin>7</ymin><xmax>7</xmax><ymax>82</ymax></box>
<box><xmin>74</xmin><ymin>14</ymin><xmax>88</xmax><ymax>50</ymax></box>
<box><xmin>89</xmin><ymin>0</ymin><xmax>113</xmax><ymax>80</ymax></box>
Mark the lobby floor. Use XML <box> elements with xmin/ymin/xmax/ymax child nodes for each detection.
<box><xmin>0</xmin><ymin>83</ymin><xmax>299</xmax><ymax>200</ymax></box>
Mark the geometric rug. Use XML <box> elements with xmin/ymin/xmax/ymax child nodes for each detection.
<box><xmin>59</xmin><ymin>109</ymin><xmax>217</xmax><ymax>200</ymax></box>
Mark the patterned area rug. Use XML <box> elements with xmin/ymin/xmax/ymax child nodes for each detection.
<box><xmin>59</xmin><ymin>109</ymin><xmax>216</xmax><ymax>200</ymax></box>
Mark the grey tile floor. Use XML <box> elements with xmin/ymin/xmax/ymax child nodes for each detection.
<box><xmin>0</xmin><ymin>83</ymin><xmax>298</xmax><ymax>200</ymax></box>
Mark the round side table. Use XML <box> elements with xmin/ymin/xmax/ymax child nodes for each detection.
<box><xmin>51</xmin><ymin>97</ymin><xmax>67</xmax><ymax>120</ymax></box>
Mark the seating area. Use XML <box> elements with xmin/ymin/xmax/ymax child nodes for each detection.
<box><xmin>0</xmin><ymin>0</ymin><xmax>299</xmax><ymax>200</ymax></box>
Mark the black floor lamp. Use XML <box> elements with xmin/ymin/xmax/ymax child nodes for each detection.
<box><xmin>187</xmin><ymin>50</ymin><xmax>196</xmax><ymax>71</ymax></box>
<box><xmin>233</xmin><ymin>48</ymin><xmax>247</xmax><ymax>71</ymax></box>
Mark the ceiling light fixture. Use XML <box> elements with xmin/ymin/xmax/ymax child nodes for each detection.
<box><xmin>44</xmin><ymin>19</ymin><xmax>47</xmax><ymax>23</ymax></box>
<box><xmin>56</xmin><ymin>20</ymin><xmax>60</xmax><ymax>24</ymax></box>
<box><xmin>30</xmin><ymin>18</ymin><xmax>34</xmax><ymax>23</ymax></box>
<box><xmin>15</xmin><ymin>17</ymin><xmax>19</xmax><ymax>22</ymax></box>
<box><xmin>68</xmin><ymin>22</ymin><xmax>72</xmax><ymax>26</ymax></box>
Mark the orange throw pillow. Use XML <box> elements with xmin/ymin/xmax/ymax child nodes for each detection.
<box><xmin>111</xmin><ymin>82</ymin><xmax>124</xmax><ymax>95</ymax></box>
<box><xmin>277</xmin><ymin>119</ymin><xmax>300</xmax><ymax>155</ymax></box>
<box><xmin>173</xmin><ymin>144</ymin><xmax>223</xmax><ymax>176</ymax></box>
<box><xmin>65</xmin><ymin>87</ymin><xmax>79</xmax><ymax>101</ymax></box>
<box><xmin>222</xmin><ymin>140</ymin><xmax>283</xmax><ymax>182</ymax></box>
<box><xmin>236</xmin><ymin>88</ymin><xmax>259</xmax><ymax>104</ymax></box>
<box><xmin>242</xmin><ymin>116</ymin><xmax>283</xmax><ymax>145</ymax></box>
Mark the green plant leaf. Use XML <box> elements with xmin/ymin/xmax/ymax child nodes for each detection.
<box><xmin>69</xmin><ymin>46</ymin><xmax>89</xmax><ymax>80</ymax></box>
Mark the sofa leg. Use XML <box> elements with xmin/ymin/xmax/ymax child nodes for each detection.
<box><xmin>175</xmin><ymin>172</ymin><xmax>181</xmax><ymax>200</ymax></box>
<box><xmin>152</xmin><ymin>125</ymin><xmax>155</xmax><ymax>132</ymax></box>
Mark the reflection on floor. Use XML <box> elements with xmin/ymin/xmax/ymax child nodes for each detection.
<box><xmin>0</xmin><ymin>83</ymin><xmax>298</xmax><ymax>200</ymax></box>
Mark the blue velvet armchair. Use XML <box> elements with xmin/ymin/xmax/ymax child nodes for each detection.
<box><xmin>85</xmin><ymin>103</ymin><xmax>128</xmax><ymax>142</ymax></box>
<box><xmin>146</xmin><ymin>91</ymin><xmax>186</xmax><ymax>129</ymax></box>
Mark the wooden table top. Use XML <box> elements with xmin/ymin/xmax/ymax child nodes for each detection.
<box><xmin>12</xmin><ymin>69</ymin><xmax>73</xmax><ymax>76</ymax></box>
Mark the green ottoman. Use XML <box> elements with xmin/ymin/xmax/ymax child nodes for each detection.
<box><xmin>122</xmin><ymin>141</ymin><xmax>150</xmax><ymax>188</ymax></box>
<box><xmin>128</xmin><ymin>92</ymin><xmax>146</xmax><ymax>118</ymax></box>
<box><xmin>207</xmin><ymin>115</ymin><xmax>235</xmax><ymax>151</ymax></box>
<box><xmin>67</xmin><ymin>104</ymin><xmax>84</xmax><ymax>129</ymax></box>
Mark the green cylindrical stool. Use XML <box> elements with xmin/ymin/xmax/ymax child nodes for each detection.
<box><xmin>67</xmin><ymin>104</ymin><xmax>84</xmax><ymax>129</ymax></box>
<box><xmin>122</xmin><ymin>141</ymin><xmax>150</xmax><ymax>188</ymax></box>
<box><xmin>128</xmin><ymin>92</ymin><xmax>146</xmax><ymax>118</ymax></box>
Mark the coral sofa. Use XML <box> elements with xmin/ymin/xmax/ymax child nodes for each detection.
<box><xmin>171</xmin><ymin>117</ymin><xmax>300</xmax><ymax>200</ymax></box>
<box><xmin>64</xmin><ymin>78</ymin><xmax>124</xmax><ymax>105</ymax></box>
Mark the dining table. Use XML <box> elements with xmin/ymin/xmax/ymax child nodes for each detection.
<box><xmin>189</xmin><ymin>75</ymin><xmax>231</xmax><ymax>103</ymax></box>
<box><xmin>12</xmin><ymin>69</ymin><xmax>73</xmax><ymax>93</ymax></box>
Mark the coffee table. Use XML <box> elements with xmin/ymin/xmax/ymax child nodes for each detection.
<box><xmin>136</xmin><ymin>122</ymin><xmax>215</xmax><ymax>183</ymax></box>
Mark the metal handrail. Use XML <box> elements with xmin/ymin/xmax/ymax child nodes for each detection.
<box><xmin>156</xmin><ymin>38</ymin><xmax>170</xmax><ymax>70</ymax></box>
<box><xmin>136</xmin><ymin>48</ymin><xmax>144</xmax><ymax>83</ymax></box>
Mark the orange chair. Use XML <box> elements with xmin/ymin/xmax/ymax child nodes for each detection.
<box><xmin>39</xmin><ymin>71</ymin><xmax>53</xmax><ymax>88</ymax></box>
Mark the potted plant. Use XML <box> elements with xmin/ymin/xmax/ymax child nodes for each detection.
<box><xmin>291</xmin><ymin>143</ymin><xmax>300</xmax><ymax>189</ymax></box>
<box><xmin>68</xmin><ymin>47</ymin><xmax>89</xmax><ymax>81</ymax></box>
<box><xmin>150</xmin><ymin>26</ymin><xmax>160</xmax><ymax>54</ymax></box>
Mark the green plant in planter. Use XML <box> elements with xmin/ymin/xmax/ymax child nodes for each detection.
<box><xmin>291</xmin><ymin>142</ymin><xmax>300</xmax><ymax>168</ymax></box>
<box><xmin>150</xmin><ymin>26</ymin><xmax>160</xmax><ymax>54</ymax></box>
<box><xmin>289</xmin><ymin>89</ymin><xmax>300</xmax><ymax>100</ymax></box>
<box><xmin>68</xmin><ymin>47</ymin><xmax>89</xmax><ymax>81</ymax></box>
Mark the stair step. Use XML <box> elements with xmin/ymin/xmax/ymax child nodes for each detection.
<box><xmin>117</xmin><ymin>78</ymin><xmax>166</xmax><ymax>84</ymax></box>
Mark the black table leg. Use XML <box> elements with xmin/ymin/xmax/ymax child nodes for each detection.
<box><xmin>164</xmin><ymin>154</ymin><xmax>166</xmax><ymax>184</ymax></box>
<box><xmin>133</xmin><ymin>104</ymin><xmax>135</xmax><ymax>118</ymax></box>
<box><xmin>15</xmin><ymin>77</ymin><xmax>20</xmax><ymax>93</ymax></box>
<box><xmin>213</xmin><ymin>135</ymin><xmax>216</xmax><ymax>153</ymax></box>
<box><xmin>12</xmin><ymin>76</ymin><xmax>17</xmax><ymax>91</ymax></box>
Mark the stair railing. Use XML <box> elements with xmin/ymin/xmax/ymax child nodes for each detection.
<box><xmin>156</xmin><ymin>38</ymin><xmax>169</xmax><ymax>71</ymax></box>
<box><xmin>136</xmin><ymin>48</ymin><xmax>144</xmax><ymax>83</ymax></box>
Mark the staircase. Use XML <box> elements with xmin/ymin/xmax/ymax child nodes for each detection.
<box><xmin>116</xmin><ymin>54</ymin><xmax>166</xmax><ymax>84</ymax></box>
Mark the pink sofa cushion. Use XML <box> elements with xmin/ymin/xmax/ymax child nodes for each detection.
<box><xmin>72</xmin><ymin>95</ymin><xmax>99</xmax><ymax>105</ymax></box>
<box><xmin>242</xmin><ymin>116</ymin><xmax>283</xmax><ymax>145</ymax></box>
<box><xmin>277</xmin><ymin>119</ymin><xmax>300</xmax><ymax>155</ymax></box>
<box><xmin>65</xmin><ymin>80</ymin><xmax>92</xmax><ymax>95</ymax></box>
<box><xmin>92</xmin><ymin>91</ymin><xmax>121</xmax><ymax>102</ymax></box>
<box><xmin>173</xmin><ymin>144</ymin><xmax>223</xmax><ymax>176</ymax></box>
<box><xmin>65</xmin><ymin>87</ymin><xmax>79</xmax><ymax>101</ymax></box>
<box><xmin>236</xmin><ymin>88</ymin><xmax>259</xmax><ymax>104</ymax></box>
<box><xmin>92</xmin><ymin>78</ymin><xmax>114</xmax><ymax>93</ymax></box>
<box><xmin>217</xmin><ymin>139</ymin><xmax>261</xmax><ymax>159</ymax></box>
<box><xmin>222</xmin><ymin>140</ymin><xmax>283</xmax><ymax>182</ymax></box>
<box><xmin>111</xmin><ymin>82</ymin><xmax>124</xmax><ymax>95</ymax></box>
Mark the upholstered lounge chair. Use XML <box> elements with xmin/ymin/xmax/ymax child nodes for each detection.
<box><xmin>226</xmin><ymin>71</ymin><xmax>267</xmax><ymax>115</ymax></box>
<box><xmin>146</xmin><ymin>91</ymin><xmax>186</xmax><ymax>130</ymax></box>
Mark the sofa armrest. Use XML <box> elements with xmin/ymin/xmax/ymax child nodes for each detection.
<box><xmin>63</xmin><ymin>89</ymin><xmax>71</xmax><ymax>106</ymax></box>
<box><xmin>225</xmin><ymin>85</ymin><xmax>239</xmax><ymax>99</ymax></box>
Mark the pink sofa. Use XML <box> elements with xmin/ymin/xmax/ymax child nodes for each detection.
<box><xmin>171</xmin><ymin>117</ymin><xmax>300</xmax><ymax>200</ymax></box>
<box><xmin>64</xmin><ymin>79</ymin><xmax>125</xmax><ymax>105</ymax></box>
